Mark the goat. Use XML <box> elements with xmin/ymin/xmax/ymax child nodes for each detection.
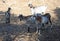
<box><xmin>18</xmin><ymin>14</ymin><xmax>33</xmax><ymax>21</ymax></box>
<box><xmin>28</xmin><ymin>4</ymin><xmax>47</xmax><ymax>15</ymax></box>
<box><xmin>34</xmin><ymin>13</ymin><xmax>52</xmax><ymax>34</ymax></box>
<box><xmin>5</xmin><ymin>7</ymin><xmax>11</xmax><ymax>24</ymax></box>
<box><xmin>35</xmin><ymin>13</ymin><xmax>52</xmax><ymax>27</ymax></box>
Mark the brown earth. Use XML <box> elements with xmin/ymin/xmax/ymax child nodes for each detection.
<box><xmin>0</xmin><ymin>0</ymin><xmax>60</xmax><ymax>24</ymax></box>
<box><xmin>0</xmin><ymin>15</ymin><xmax>60</xmax><ymax>41</ymax></box>
<box><xmin>0</xmin><ymin>0</ymin><xmax>60</xmax><ymax>41</ymax></box>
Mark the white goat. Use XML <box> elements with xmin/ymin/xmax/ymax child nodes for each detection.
<box><xmin>28</xmin><ymin>4</ymin><xmax>47</xmax><ymax>15</ymax></box>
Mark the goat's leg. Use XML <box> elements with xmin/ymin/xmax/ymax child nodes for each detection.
<box><xmin>20</xmin><ymin>18</ymin><xmax>22</xmax><ymax>21</ymax></box>
<box><xmin>39</xmin><ymin>23</ymin><xmax>44</xmax><ymax>34</ymax></box>
<box><xmin>49</xmin><ymin>18</ymin><xmax>52</xmax><ymax>28</ymax></box>
<box><xmin>38</xmin><ymin>23</ymin><xmax>43</xmax><ymax>34</ymax></box>
<box><xmin>41</xmin><ymin>23</ymin><xmax>45</xmax><ymax>28</ymax></box>
<box><xmin>36</xmin><ymin>22</ymin><xmax>40</xmax><ymax>35</ymax></box>
<box><xmin>49</xmin><ymin>20</ymin><xmax>52</xmax><ymax>25</ymax></box>
<box><xmin>37</xmin><ymin>25</ymin><xmax>40</xmax><ymax>34</ymax></box>
<box><xmin>49</xmin><ymin>18</ymin><xmax>53</xmax><ymax>32</ymax></box>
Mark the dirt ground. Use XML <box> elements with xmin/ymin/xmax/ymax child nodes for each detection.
<box><xmin>0</xmin><ymin>18</ymin><xmax>60</xmax><ymax>41</ymax></box>
<box><xmin>0</xmin><ymin>13</ymin><xmax>60</xmax><ymax>41</ymax></box>
<box><xmin>0</xmin><ymin>0</ymin><xmax>60</xmax><ymax>41</ymax></box>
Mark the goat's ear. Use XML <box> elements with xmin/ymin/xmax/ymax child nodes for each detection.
<box><xmin>28</xmin><ymin>4</ymin><xmax>32</xmax><ymax>6</ymax></box>
<box><xmin>28</xmin><ymin>4</ymin><xmax>30</xmax><ymax>7</ymax></box>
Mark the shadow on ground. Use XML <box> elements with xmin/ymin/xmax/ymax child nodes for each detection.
<box><xmin>0</xmin><ymin>11</ymin><xmax>60</xmax><ymax>41</ymax></box>
<box><xmin>53</xmin><ymin>7</ymin><xmax>60</xmax><ymax>25</ymax></box>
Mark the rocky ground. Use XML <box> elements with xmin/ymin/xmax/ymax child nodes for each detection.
<box><xmin>0</xmin><ymin>19</ymin><xmax>60</xmax><ymax>41</ymax></box>
<box><xmin>0</xmin><ymin>14</ymin><xmax>60</xmax><ymax>41</ymax></box>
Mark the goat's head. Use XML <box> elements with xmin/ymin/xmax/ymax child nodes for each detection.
<box><xmin>28</xmin><ymin>4</ymin><xmax>33</xmax><ymax>8</ymax></box>
<box><xmin>8</xmin><ymin>7</ymin><xmax>11</xmax><ymax>12</ymax></box>
<box><xmin>18</xmin><ymin>14</ymin><xmax>24</xmax><ymax>21</ymax></box>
